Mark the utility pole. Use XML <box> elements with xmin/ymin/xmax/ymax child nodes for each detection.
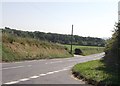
<box><xmin>70</xmin><ymin>24</ymin><xmax>73</xmax><ymax>54</ymax></box>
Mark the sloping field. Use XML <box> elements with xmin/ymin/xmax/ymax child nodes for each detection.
<box><xmin>2</xmin><ymin>33</ymin><xmax>71</xmax><ymax>62</ymax></box>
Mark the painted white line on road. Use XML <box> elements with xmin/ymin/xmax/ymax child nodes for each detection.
<box><xmin>19</xmin><ymin>78</ymin><xmax>30</xmax><ymax>81</ymax></box>
<box><xmin>53</xmin><ymin>70</ymin><xmax>59</xmax><ymax>73</ymax></box>
<box><xmin>2</xmin><ymin>65</ymin><xmax>32</xmax><ymax>70</ymax></box>
<box><xmin>46</xmin><ymin>72</ymin><xmax>54</xmax><ymax>75</ymax></box>
<box><xmin>4</xmin><ymin>66</ymin><xmax>71</xmax><ymax>84</ymax></box>
<box><xmin>4</xmin><ymin>81</ymin><xmax>20</xmax><ymax>84</ymax></box>
<box><xmin>2</xmin><ymin>66</ymin><xmax>24</xmax><ymax>70</ymax></box>
<box><xmin>39</xmin><ymin>74</ymin><xmax>46</xmax><ymax>76</ymax></box>
<box><xmin>29</xmin><ymin>76</ymin><xmax>39</xmax><ymax>79</ymax></box>
<box><xmin>2</xmin><ymin>59</ymin><xmax>46</xmax><ymax>65</ymax></box>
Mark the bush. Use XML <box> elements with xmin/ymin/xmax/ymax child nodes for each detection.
<box><xmin>104</xmin><ymin>23</ymin><xmax>119</xmax><ymax>66</ymax></box>
<box><xmin>74</xmin><ymin>48</ymin><xmax>83</xmax><ymax>55</ymax></box>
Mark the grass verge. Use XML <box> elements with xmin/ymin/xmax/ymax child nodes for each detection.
<box><xmin>64</xmin><ymin>44</ymin><xmax>104</xmax><ymax>55</ymax></box>
<box><xmin>72</xmin><ymin>60</ymin><xmax>119</xmax><ymax>86</ymax></box>
<box><xmin>2</xmin><ymin>33</ymin><xmax>72</xmax><ymax>62</ymax></box>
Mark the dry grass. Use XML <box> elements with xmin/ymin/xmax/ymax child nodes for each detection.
<box><xmin>2</xmin><ymin>33</ymin><xmax>71</xmax><ymax>62</ymax></box>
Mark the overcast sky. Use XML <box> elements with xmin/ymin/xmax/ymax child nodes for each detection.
<box><xmin>1</xmin><ymin>0</ymin><xmax>119</xmax><ymax>38</ymax></box>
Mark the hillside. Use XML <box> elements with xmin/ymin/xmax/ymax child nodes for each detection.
<box><xmin>3</xmin><ymin>27</ymin><xmax>105</xmax><ymax>47</ymax></box>
<box><xmin>2</xmin><ymin>32</ymin><xmax>71</xmax><ymax>62</ymax></box>
<box><xmin>2</xmin><ymin>28</ymin><xmax>106</xmax><ymax>62</ymax></box>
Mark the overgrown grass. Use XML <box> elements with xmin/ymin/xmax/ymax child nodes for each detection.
<box><xmin>72</xmin><ymin>60</ymin><xmax>119</xmax><ymax>85</ymax></box>
<box><xmin>64</xmin><ymin>44</ymin><xmax>104</xmax><ymax>55</ymax></box>
<box><xmin>2</xmin><ymin>33</ymin><xmax>72</xmax><ymax>62</ymax></box>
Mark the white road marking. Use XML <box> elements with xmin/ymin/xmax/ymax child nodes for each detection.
<box><xmin>4</xmin><ymin>66</ymin><xmax>71</xmax><ymax>84</ymax></box>
<box><xmin>2</xmin><ymin>65</ymin><xmax>32</xmax><ymax>70</ymax></box>
<box><xmin>2</xmin><ymin>59</ymin><xmax>46</xmax><ymax>65</ymax></box>
<box><xmin>4</xmin><ymin>81</ymin><xmax>20</xmax><ymax>84</ymax></box>
<box><xmin>30</xmin><ymin>76</ymin><xmax>39</xmax><ymax>79</ymax></box>
<box><xmin>19</xmin><ymin>78</ymin><xmax>30</xmax><ymax>81</ymax></box>
<box><xmin>2</xmin><ymin>66</ymin><xmax>24</xmax><ymax>70</ymax></box>
<box><xmin>39</xmin><ymin>74</ymin><xmax>46</xmax><ymax>76</ymax></box>
<box><xmin>46</xmin><ymin>72</ymin><xmax>54</xmax><ymax>74</ymax></box>
<box><xmin>3</xmin><ymin>53</ymin><xmax>105</xmax><ymax>85</ymax></box>
<box><xmin>53</xmin><ymin>70</ymin><xmax>59</xmax><ymax>73</ymax></box>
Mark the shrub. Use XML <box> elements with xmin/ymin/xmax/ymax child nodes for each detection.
<box><xmin>74</xmin><ymin>48</ymin><xmax>83</xmax><ymax>55</ymax></box>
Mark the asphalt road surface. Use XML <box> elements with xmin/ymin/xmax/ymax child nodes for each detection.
<box><xmin>1</xmin><ymin>53</ymin><xmax>104</xmax><ymax>85</ymax></box>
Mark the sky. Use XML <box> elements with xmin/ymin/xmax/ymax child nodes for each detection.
<box><xmin>1</xmin><ymin>0</ymin><xmax>119</xmax><ymax>38</ymax></box>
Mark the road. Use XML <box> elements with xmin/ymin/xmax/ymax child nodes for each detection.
<box><xmin>1</xmin><ymin>53</ymin><xmax>104</xmax><ymax>85</ymax></box>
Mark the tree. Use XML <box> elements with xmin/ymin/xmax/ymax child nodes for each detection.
<box><xmin>104</xmin><ymin>22</ymin><xmax>119</xmax><ymax>67</ymax></box>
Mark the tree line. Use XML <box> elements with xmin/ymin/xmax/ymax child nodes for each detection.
<box><xmin>2</xmin><ymin>27</ymin><xmax>105</xmax><ymax>47</ymax></box>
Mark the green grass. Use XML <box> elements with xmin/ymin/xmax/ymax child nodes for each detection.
<box><xmin>64</xmin><ymin>44</ymin><xmax>104</xmax><ymax>55</ymax></box>
<box><xmin>72</xmin><ymin>60</ymin><xmax>119</xmax><ymax>85</ymax></box>
<box><xmin>2</xmin><ymin>33</ymin><xmax>72</xmax><ymax>62</ymax></box>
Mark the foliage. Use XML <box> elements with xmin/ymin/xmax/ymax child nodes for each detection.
<box><xmin>72</xmin><ymin>23</ymin><xmax>119</xmax><ymax>86</ymax></box>
<box><xmin>64</xmin><ymin>44</ymin><xmax>104</xmax><ymax>55</ymax></box>
<box><xmin>99</xmin><ymin>22</ymin><xmax>120</xmax><ymax>85</ymax></box>
<box><xmin>104</xmin><ymin>23</ymin><xmax>119</xmax><ymax>67</ymax></box>
<box><xmin>3</xmin><ymin>27</ymin><xmax>105</xmax><ymax>47</ymax></box>
<box><xmin>2</xmin><ymin>32</ymin><xmax>71</xmax><ymax>62</ymax></box>
<box><xmin>72</xmin><ymin>60</ymin><xmax>119</xmax><ymax>85</ymax></box>
<box><xmin>74</xmin><ymin>48</ymin><xmax>83</xmax><ymax>55</ymax></box>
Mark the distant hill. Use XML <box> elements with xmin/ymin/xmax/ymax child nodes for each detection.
<box><xmin>2</xmin><ymin>27</ymin><xmax>105</xmax><ymax>47</ymax></box>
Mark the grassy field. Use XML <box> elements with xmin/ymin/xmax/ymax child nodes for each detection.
<box><xmin>72</xmin><ymin>60</ymin><xmax>119</xmax><ymax>85</ymax></box>
<box><xmin>2</xmin><ymin>33</ymin><xmax>72</xmax><ymax>62</ymax></box>
<box><xmin>2</xmin><ymin>32</ymin><xmax>104</xmax><ymax>62</ymax></box>
<box><xmin>64</xmin><ymin>44</ymin><xmax>104</xmax><ymax>55</ymax></box>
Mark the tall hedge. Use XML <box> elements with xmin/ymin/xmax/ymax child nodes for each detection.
<box><xmin>104</xmin><ymin>22</ymin><xmax>119</xmax><ymax>67</ymax></box>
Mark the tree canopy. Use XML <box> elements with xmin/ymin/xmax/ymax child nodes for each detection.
<box><xmin>2</xmin><ymin>27</ymin><xmax>105</xmax><ymax>47</ymax></box>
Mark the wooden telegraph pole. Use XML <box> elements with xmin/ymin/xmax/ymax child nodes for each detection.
<box><xmin>70</xmin><ymin>25</ymin><xmax>73</xmax><ymax>54</ymax></box>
